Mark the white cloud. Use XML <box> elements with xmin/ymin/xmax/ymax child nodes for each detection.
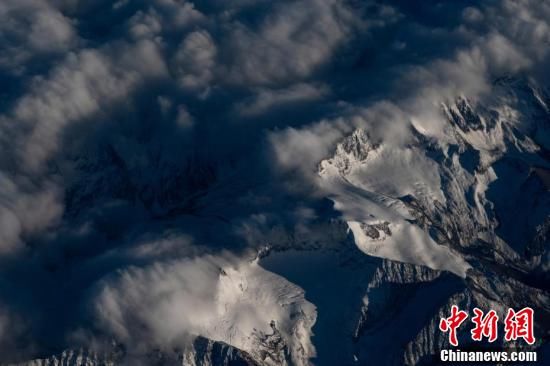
<box><xmin>0</xmin><ymin>0</ymin><xmax>76</xmax><ymax>72</ymax></box>
<box><xmin>269</xmin><ymin>117</ymin><xmax>353</xmax><ymax>178</ymax></box>
<box><xmin>219</xmin><ymin>0</ymin><xmax>358</xmax><ymax>86</ymax></box>
<box><xmin>462</xmin><ymin>6</ymin><xmax>484</xmax><ymax>23</ymax></box>
<box><xmin>0</xmin><ymin>0</ymin><xmax>548</xmax><ymax>361</ymax></box>
<box><xmin>150</xmin><ymin>0</ymin><xmax>205</xmax><ymax>30</ymax></box>
<box><xmin>0</xmin><ymin>173</ymin><xmax>63</xmax><ymax>255</ymax></box>
<box><xmin>236</xmin><ymin>83</ymin><xmax>329</xmax><ymax>117</ymax></box>
<box><xmin>92</xmin><ymin>254</ymin><xmax>316</xmax><ymax>365</ymax></box>
<box><xmin>173</xmin><ymin>30</ymin><xmax>217</xmax><ymax>91</ymax></box>
<box><xmin>0</xmin><ymin>36</ymin><xmax>167</xmax><ymax>257</ymax></box>
<box><xmin>7</xmin><ymin>40</ymin><xmax>167</xmax><ymax>172</ymax></box>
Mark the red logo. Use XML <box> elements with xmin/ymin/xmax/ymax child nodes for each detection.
<box><xmin>471</xmin><ymin>308</ymin><xmax>498</xmax><ymax>342</ymax></box>
<box><xmin>439</xmin><ymin>306</ymin><xmax>535</xmax><ymax>346</ymax></box>
<box><xmin>439</xmin><ymin>305</ymin><xmax>469</xmax><ymax>346</ymax></box>
<box><xmin>504</xmin><ymin>307</ymin><xmax>535</xmax><ymax>345</ymax></box>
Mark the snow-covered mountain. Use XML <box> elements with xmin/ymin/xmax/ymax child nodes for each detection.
<box><xmin>9</xmin><ymin>75</ymin><xmax>549</xmax><ymax>366</ymax></box>
<box><xmin>1</xmin><ymin>1</ymin><xmax>549</xmax><ymax>365</ymax></box>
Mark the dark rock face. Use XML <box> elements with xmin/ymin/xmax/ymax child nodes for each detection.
<box><xmin>360</xmin><ymin>222</ymin><xmax>392</xmax><ymax>239</ymax></box>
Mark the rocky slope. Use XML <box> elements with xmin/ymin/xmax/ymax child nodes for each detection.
<box><xmin>9</xmin><ymin>78</ymin><xmax>549</xmax><ymax>366</ymax></box>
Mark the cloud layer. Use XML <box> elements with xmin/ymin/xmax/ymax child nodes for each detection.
<box><xmin>0</xmin><ymin>0</ymin><xmax>549</xmax><ymax>363</ymax></box>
